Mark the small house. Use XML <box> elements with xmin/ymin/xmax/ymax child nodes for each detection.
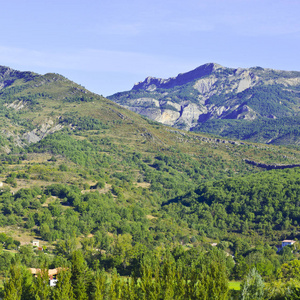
<box><xmin>277</xmin><ymin>239</ymin><xmax>297</xmax><ymax>252</ymax></box>
<box><xmin>32</xmin><ymin>240</ymin><xmax>39</xmax><ymax>247</ymax></box>
<box><xmin>282</xmin><ymin>240</ymin><xmax>296</xmax><ymax>247</ymax></box>
<box><xmin>29</xmin><ymin>268</ymin><xmax>61</xmax><ymax>287</ymax></box>
<box><xmin>49</xmin><ymin>278</ymin><xmax>58</xmax><ymax>287</ymax></box>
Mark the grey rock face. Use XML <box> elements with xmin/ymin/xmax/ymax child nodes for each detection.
<box><xmin>1</xmin><ymin>117</ymin><xmax>64</xmax><ymax>154</ymax></box>
<box><xmin>22</xmin><ymin>119</ymin><xmax>64</xmax><ymax>144</ymax></box>
<box><xmin>4</xmin><ymin>100</ymin><xmax>26</xmax><ymax>110</ymax></box>
<box><xmin>23</xmin><ymin>132</ymin><xmax>41</xmax><ymax>144</ymax></box>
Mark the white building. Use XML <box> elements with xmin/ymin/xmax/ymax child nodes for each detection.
<box><xmin>282</xmin><ymin>240</ymin><xmax>296</xmax><ymax>247</ymax></box>
<box><xmin>32</xmin><ymin>240</ymin><xmax>39</xmax><ymax>247</ymax></box>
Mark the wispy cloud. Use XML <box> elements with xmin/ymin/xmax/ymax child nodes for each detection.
<box><xmin>80</xmin><ymin>22</ymin><xmax>143</xmax><ymax>37</ymax></box>
<box><xmin>0</xmin><ymin>46</ymin><xmax>195</xmax><ymax>77</ymax></box>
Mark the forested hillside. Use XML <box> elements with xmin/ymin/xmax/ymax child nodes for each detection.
<box><xmin>0</xmin><ymin>66</ymin><xmax>300</xmax><ymax>298</ymax></box>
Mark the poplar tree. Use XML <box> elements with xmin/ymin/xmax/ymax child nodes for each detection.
<box><xmin>240</xmin><ymin>268</ymin><xmax>264</xmax><ymax>300</ymax></box>
<box><xmin>107</xmin><ymin>269</ymin><xmax>123</xmax><ymax>300</ymax></box>
<box><xmin>138</xmin><ymin>255</ymin><xmax>161</xmax><ymax>300</ymax></box>
<box><xmin>4</xmin><ymin>263</ymin><xmax>23</xmax><ymax>300</ymax></box>
<box><xmin>120</xmin><ymin>277</ymin><xmax>137</xmax><ymax>300</ymax></box>
<box><xmin>93</xmin><ymin>268</ymin><xmax>106</xmax><ymax>300</ymax></box>
<box><xmin>160</xmin><ymin>252</ymin><xmax>176</xmax><ymax>300</ymax></box>
<box><xmin>53</xmin><ymin>269</ymin><xmax>73</xmax><ymax>300</ymax></box>
<box><xmin>32</xmin><ymin>267</ymin><xmax>51</xmax><ymax>300</ymax></box>
<box><xmin>71</xmin><ymin>250</ymin><xmax>88</xmax><ymax>300</ymax></box>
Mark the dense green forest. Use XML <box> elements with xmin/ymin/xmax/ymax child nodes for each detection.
<box><xmin>1</xmin><ymin>131</ymin><xmax>300</xmax><ymax>298</ymax></box>
<box><xmin>163</xmin><ymin>167</ymin><xmax>300</xmax><ymax>241</ymax></box>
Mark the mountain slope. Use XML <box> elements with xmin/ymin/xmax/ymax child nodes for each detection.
<box><xmin>108</xmin><ymin>63</ymin><xmax>300</xmax><ymax>145</ymax></box>
<box><xmin>0</xmin><ymin>64</ymin><xmax>299</xmax><ymax>181</ymax></box>
<box><xmin>1</xmin><ymin>64</ymin><xmax>298</xmax><ymax>168</ymax></box>
<box><xmin>2</xmin><ymin>66</ymin><xmax>300</xmax><ymax>295</ymax></box>
<box><xmin>1</xmin><ymin>65</ymin><xmax>300</xmax><ymax>247</ymax></box>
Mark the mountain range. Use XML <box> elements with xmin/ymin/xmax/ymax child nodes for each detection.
<box><xmin>1</xmin><ymin>64</ymin><xmax>300</xmax><ymax>293</ymax></box>
<box><xmin>0</xmin><ymin>64</ymin><xmax>298</xmax><ymax>167</ymax></box>
<box><xmin>108</xmin><ymin>63</ymin><xmax>300</xmax><ymax>145</ymax></box>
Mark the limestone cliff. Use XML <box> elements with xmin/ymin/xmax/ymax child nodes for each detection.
<box><xmin>108</xmin><ymin>63</ymin><xmax>300</xmax><ymax>141</ymax></box>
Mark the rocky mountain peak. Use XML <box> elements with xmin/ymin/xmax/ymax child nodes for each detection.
<box><xmin>132</xmin><ymin>63</ymin><xmax>223</xmax><ymax>91</ymax></box>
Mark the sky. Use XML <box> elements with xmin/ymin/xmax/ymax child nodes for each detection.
<box><xmin>0</xmin><ymin>0</ymin><xmax>299</xmax><ymax>96</ymax></box>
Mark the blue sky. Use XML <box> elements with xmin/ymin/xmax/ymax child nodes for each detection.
<box><xmin>1</xmin><ymin>0</ymin><xmax>300</xmax><ymax>96</ymax></box>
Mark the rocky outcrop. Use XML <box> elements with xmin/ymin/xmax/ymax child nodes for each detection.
<box><xmin>23</xmin><ymin>132</ymin><xmax>41</xmax><ymax>144</ymax></box>
<box><xmin>176</xmin><ymin>103</ymin><xmax>206</xmax><ymax>129</ymax></box>
<box><xmin>236</xmin><ymin>70</ymin><xmax>253</xmax><ymax>93</ymax></box>
<box><xmin>2</xmin><ymin>130</ymin><xmax>25</xmax><ymax>148</ymax></box>
<box><xmin>132</xmin><ymin>63</ymin><xmax>222</xmax><ymax>91</ymax></box>
<box><xmin>4</xmin><ymin>100</ymin><xmax>27</xmax><ymax>110</ymax></box>
<box><xmin>1</xmin><ymin>118</ymin><xmax>64</xmax><ymax>151</ymax></box>
<box><xmin>122</xmin><ymin>99</ymin><xmax>257</xmax><ymax>130</ymax></box>
<box><xmin>224</xmin><ymin>105</ymin><xmax>256</xmax><ymax>120</ymax></box>
<box><xmin>193</xmin><ymin>77</ymin><xmax>218</xmax><ymax>99</ymax></box>
<box><xmin>22</xmin><ymin>119</ymin><xmax>64</xmax><ymax>144</ymax></box>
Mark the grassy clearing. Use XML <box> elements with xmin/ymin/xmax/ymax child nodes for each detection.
<box><xmin>0</xmin><ymin>226</ymin><xmax>35</xmax><ymax>246</ymax></box>
<box><xmin>229</xmin><ymin>281</ymin><xmax>241</xmax><ymax>290</ymax></box>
